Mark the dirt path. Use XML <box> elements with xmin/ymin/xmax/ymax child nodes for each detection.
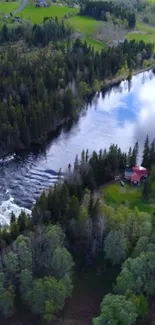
<box><xmin>12</xmin><ymin>0</ymin><xmax>27</xmax><ymax>14</ymax></box>
<box><xmin>56</xmin><ymin>262</ymin><xmax>120</xmax><ymax>325</ymax></box>
<box><xmin>58</xmin><ymin>275</ymin><xmax>102</xmax><ymax>325</ymax></box>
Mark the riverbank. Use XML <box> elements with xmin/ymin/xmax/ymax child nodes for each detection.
<box><xmin>0</xmin><ymin>64</ymin><xmax>154</xmax><ymax>161</ymax></box>
<box><xmin>101</xmin><ymin>64</ymin><xmax>155</xmax><ymax>89</ymax></box>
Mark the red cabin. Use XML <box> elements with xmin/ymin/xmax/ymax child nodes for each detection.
<box><xmin>132</xmin><ymin>166</ymin><xmax>148</xmax><ymax>179</ymax></box>
<box><xmin>131</xmin><ymin>172</ymin><xmax>140</xmax><ymax>186</ymax></box>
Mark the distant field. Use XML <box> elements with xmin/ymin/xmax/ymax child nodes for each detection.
<box><xmin>84</xmin><ymin>36</ymin><xmax>105</xmax><ymax>51</ymax></box>
<box><xmin>0</xmin><ymin>1</ymin><xmax>19</xmax><ymax>13</ymax></box>
<box><xmin>67</xmin><ymin>15</ymin><xmax>102</xmax><ymax>34</ymax></box>
<box><xmin>20</xmin><ymin>4</ymin><xmax>79</xmax><ymax>23</ymax></box>
<box><xmin>126</xmin><ymin>22</ymin><xmax>155</xmax><ymax>43</ymax></box>
<box><xmin>67</xmin><ymin>15</ymin><xmax>105</xmax><ymax>51</ymax></box>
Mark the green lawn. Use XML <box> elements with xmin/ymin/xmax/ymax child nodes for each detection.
<box><xmin>67</xmin><ymin>15</ymin><xmax>105</xmax><ymax>51</ymax></box>
<box><xmin>20</xmin><ymin>4</ymin><xmax>79</xmax><ymax>23</ymax></box>
<box><xmin>84</xmin><ymin>36</ymin><xmax>105</xmax><ymax>51</ymax></box>
<box><xmin>0</xmin><ymin>1</ymin><xmax>19</xmax><ymax>13</ymax></box>
<box><xmin>67</xmin><ymin>15</ymin><xmax>102</xmax><ymax>35</ymax></box>
<box><xmin>126</xmin><ymin>22</ymin><xmax>155</xmax><ymax>43</ymax></box>
<box><xmin>103</xmin><ymin>183</ymin><xmax>154</xmax><ymax>213</ymax></box>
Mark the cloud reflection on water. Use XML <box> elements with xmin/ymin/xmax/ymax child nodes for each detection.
<box><xmin>94</xmin><ymin>70</ymin><xmax>155</xmax><ymax>155</ymax></box>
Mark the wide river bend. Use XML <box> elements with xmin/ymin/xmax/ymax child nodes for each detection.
<box><xmin>0</xmin><ymin>70</ymin><xmax>155</xmax><ymax>224</ymax></box>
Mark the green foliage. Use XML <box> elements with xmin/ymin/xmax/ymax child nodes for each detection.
<box><xmin>132</xmin><ymin>236</ymin><xmax>149</xmax><ymax>258</ymax></box>
<box><xmin>3</xmin><ymin>252</ymin><xmax>18</xmax><ymax>285</ymax></box>
<box><xmin>29</xmin><ymin>276</ymin><xmax>66</xmax><ymax>321</ymax></box>
<box><xmin>104</xmin><ymin>229</ymin><xmax>130</xmax><ymax>265</ymax></box>
<box><xmin>0</xmin><ymin>225</ymin><xmax>73</xmax><ymax>321</ymax></box>
<box><xmin>93</xmin><ymin>294</ymin><xmax>137</xmax><ymax>325</ymax></box>
<box><xmin>142</xmin><ymin>165</ymin><xmax>155</xmax><ymax>200</ymax></box>
<box><xmin>52</xmin><ymin>247</ymin><xmax>74</xmax><ymax>278</ymax></box>
<box><xmin>0</xmin><ymin>287</ymin><xmax>15</xmax><ymax>317</ymax></box>
<box><xmin>129</xmin><ymin>294</ymin><xmax>148</xmax><ymax>318</ymax></box>
<box><xmin>80</xmin><ymin>1</ymin><xmax>136</xmax><ymax>29</ymax></box>
<box><xmin>115</xmin><ymin>252</ymin><xmax>155</xmax><ymax>296</ymax></box>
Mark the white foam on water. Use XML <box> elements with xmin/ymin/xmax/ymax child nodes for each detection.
<box><xmin>0</xmin><ymin>153</ymin><xmax>16</xmax><ymax>163</ymax></box>
<box><xmin>0</xmin><ymin>195</ymin><xmax>31</xmax><ymax>226</ymax></box>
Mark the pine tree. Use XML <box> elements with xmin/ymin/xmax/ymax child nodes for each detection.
<box><xmin>149</xmin><ymin>139</ymin><xmax>155</xmax><ymax>168</ymax></box>
<box><xmin>142</xmin><ymin>135</ymin><xmax>150</xmax><ymax>168</ymax></box>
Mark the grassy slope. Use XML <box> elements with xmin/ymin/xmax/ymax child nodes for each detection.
<box><xmin>19</xmin><ymin>4</ymin><xmax>105</xmax><ymax>50</ymax></box>
<box><xmin>0</xmin><ymin>1</ymin><xmax>19</xmax><ymax>13</ymax></box>
<box><xmin>67</xmin><ymin>15</ymin><xmax>105</xmax><ymax>50</ymax></box>
<box><xmin>103</xmin><ymin>182</ymin><xmax>154</xmax><ymax>213</ymax></box>
<box><xmin>67</xmin><ymin>15</ymin><xmax>102</xmax><ymax>34</ymax></box>
<box><xmin>126</xmin><ymin>22</ymin><xmax>155</xmax><ymax>43</ymax></box>
<box><xmin>20</xmin><ymin>4</ymin><xmax>79</xmax><ymax>23</ymax></box>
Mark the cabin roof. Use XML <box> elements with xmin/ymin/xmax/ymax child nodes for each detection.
<box><xmin>133</xmin><ymin>166</ymin><xmax>147</xmax><ymax>171</ymax></box>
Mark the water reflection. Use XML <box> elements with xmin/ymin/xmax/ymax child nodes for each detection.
<box><xmin>0</xmin><ymin>69</ymin><xmax>155</xmax><ymax>223</ymax></box>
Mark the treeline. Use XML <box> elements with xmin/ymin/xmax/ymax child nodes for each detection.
<box><xmin>0</xmin><ymin>38</ymin><xmax>153</xmax><ymax>156</ymax></box>
<box><xmin>0</xmin><ymin>18</ymin><xmax>71</xmax><ymax>46</ymax></box>
<box><xmin>143</xmin><ymin>166</ymin><xmax>155</xmax><ymax>200</ymax></box>
<box><xmin>0</xmin><ymin>224</ymin><xmax>73</xmax><ymax>321</ymax></box>
<box><xmin>80</xmin><ymin>1</ymin><xmax>136</xmax><ymax>29</ymax></box>
<box><xmin>142</xmin><ymin>134</ymin><xmax>155</xmax><ymax>169</ymax></box>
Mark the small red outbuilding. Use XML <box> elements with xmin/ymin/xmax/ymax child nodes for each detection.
<box><xmin>131</xmin><ymin>173</ymin><xmax>140</xmax><ymax>186</ymax></box>
<box><xmin>132</xmin><ymin>166</ymin><xmax>148</xmax><ymax>178</ymax></box>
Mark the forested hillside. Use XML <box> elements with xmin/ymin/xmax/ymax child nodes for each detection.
<box><xmin>80</xmin><ymin>1</ymin><xmax>136</xmax><ymax>28</ymax></box>
<box><xmin>0</xmin><ymin>33</ymin><xmax>153</xmax><ymax>156</ymax></box>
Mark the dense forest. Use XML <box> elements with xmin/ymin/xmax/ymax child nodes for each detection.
<box><xmin>0</xmin><ymin>34</ymin><xmax>153</xmax><ymax>156</ymax></box>
<box><xmin>109</xmin><ymin>0</ymin><xmax>155</xmax><ymax>27</ymax></box>
<box><xmin>0</xmin><ymin>18</ymin><xmax>72</xmax><ymax>45</ymax></box>
<box><xmin>0</xmin><ymin>139</ymin><xmax>155</xmax><ymax>323</ymax></box>
<box><xmin>80</xmin><ymin>1</ymin><xmax>136</xmax><ymax>28</ymax></box>
<box><xmin>0</xmin><ymin>225</ymin><xmax>73</xmax><ymax>321</ymax></box>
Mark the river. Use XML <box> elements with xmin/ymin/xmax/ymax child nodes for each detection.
<box><xmin>0</xmin><ymin>69</ymin><xmax>155</xmax><ymax>225</ymax></box>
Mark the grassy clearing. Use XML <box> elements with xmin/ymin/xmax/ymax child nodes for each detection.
<box><xmin>0</xmin><ymin>1</ymin><xmax>19</xmax><ymax>13</ymax></box>
<box><xmin>67</xmin><ymin>15</ymin><xmax>105</xmax><ymax>51</ymax></box>
<box><xmin>84</xmin><ymin>36</ymin><xmax>105</xmax><ymax>51</ymax></box>
<box><xmin>126</xmin><ymin>21</ymin><xmax>155</xmax><ymax>43</ymax></box>
<box><xmin>67</xmin><ymin>15</ymin><xmax>102</xmax><ymax>35</ymax></box>
<box><xmin>103</xmin><ymin>182</ymin><xmax>154</xmax><ymax>213</ymax></box>
<box><xmin>20</xmin><ymin>4</ymin><xmax>79</xmax><ymax>23</ymax></box>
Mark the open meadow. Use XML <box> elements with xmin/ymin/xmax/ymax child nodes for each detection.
<box><xmin>126</xmin><ymin>22</ymin><xmax>155</xmax><ymax>43</ymax></box>
<box><xmin>103</xmin><ymin>182</ymin><xmax>155</xmax><ymax>213</ymax></box>
<box><xmin>20</xmin><ymin>4</ymin><xmax>79</xmax><ymax>23</ymax></box>
<box><xmin>67</xmin><ymin>15</ymin><xmax>102</xmax><ymax>35</ymax></box>
<box><xmin>0</xmin><ymin>1</ymin><xmax>19</xmax><ymax>13</ymax></box>
<box><xmin>67</xmin><ymin>15</ymin><xmax>105</xmax><ymax>50</ymax></box>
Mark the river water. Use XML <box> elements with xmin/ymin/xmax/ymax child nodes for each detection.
<box><xmin>0</xmin><ymin>69</ymin><xmax>155</xmax><ymax>225</ymax></box>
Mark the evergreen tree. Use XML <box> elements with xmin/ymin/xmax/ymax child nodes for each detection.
<box><xmin>142</xmin><ymin>135</ymin><xmax>150</xmax><ymax>168</ymax></box>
